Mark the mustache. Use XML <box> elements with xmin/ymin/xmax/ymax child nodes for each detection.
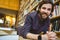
<box><xmin>40</xmin><ymin>12</ymin><xmax>48</xmax><ymax>15</ymax></box>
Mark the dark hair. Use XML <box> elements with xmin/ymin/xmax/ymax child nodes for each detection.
<box><xmin>38</xmin><ymin>0</ymin><xmax>54</xmax><ymax>12</ymax></box>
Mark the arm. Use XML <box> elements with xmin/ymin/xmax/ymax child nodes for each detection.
<box><xmin>26</xmin><ymin>33</ymin><xmax>39</xmax><ymax>40</ymax></box>
<box><xmin>21</xmin><ymin>15</ymin><xmax>39</xmax><ymax>40</ymax></box>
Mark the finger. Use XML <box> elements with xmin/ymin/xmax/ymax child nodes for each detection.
<box><xmin>49</xmin><ymin>36</ymin><xmax>57</xmax><ymax>38</ymax></box>
<box><xmin>49</xmin><ymin>36</ymin><xmax>57</xmax><ymax>40</ymax></box>
<box><xmin>49</xmin><ymin>38</ymin><xmax>57</xmax><ymax>40</ymax></box>
<box><xmin>48</xmin><ymin>32</ymin><xmax>56</xmax><ymax>36</ymax></box>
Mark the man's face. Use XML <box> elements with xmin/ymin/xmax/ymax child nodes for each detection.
<box><xmin>39</xmin><ymin>4</ymin><xmax>52</xmax><ymax>19</ymax></box>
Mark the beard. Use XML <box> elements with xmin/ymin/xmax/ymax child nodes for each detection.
<box><xmin>39</xmin><ymin>12</ymin><xmax>49</xmax><ymax>21</ymax></box>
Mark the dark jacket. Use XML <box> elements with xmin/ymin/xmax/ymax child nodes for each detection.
<box><xmin>19</xmin><ymin>11</ymin><xmax>50</xmax><ymax>38</ymax></box>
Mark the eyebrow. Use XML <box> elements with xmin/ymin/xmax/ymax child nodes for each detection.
<box><xmin>42</xmin><ymin>7</ymin><xmax>52</xmax><ymax>10</ymax></box>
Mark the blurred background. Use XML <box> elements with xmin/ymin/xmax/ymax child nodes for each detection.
<box><xmin>0</xmin><ymin>0</ymin><xmax>60</xmax><ymax>40</ymax></box>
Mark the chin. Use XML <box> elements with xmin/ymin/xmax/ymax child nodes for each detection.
<box><xmin>42</xmin><ymin>17</ymin><xmax>47</xmax><ymax>19</ymax></box>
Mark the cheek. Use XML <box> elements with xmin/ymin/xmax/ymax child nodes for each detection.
<box><xmin>48</xmin><ymin>12</ymin><xmax>51</xmax><ymax>15</ymax></box>
<box><xmin>39</xmin><ymin>9</ymin><xmax>43</xmax><ymax>13</ymax></box>
<box><xmin>40</xmin><ymin>9</ymin><xmax>43</xmax><ymax>12</ymax></box>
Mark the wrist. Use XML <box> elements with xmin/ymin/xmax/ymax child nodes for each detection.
<box><xmin>41</xmin><ymin>34</ymin><xmax>48</xmax><ymax>40</ymax></box>
<box><xmin>38</xmin><ymin>35</ymin><xmax>42</xmax><ymax>40</ymax></box>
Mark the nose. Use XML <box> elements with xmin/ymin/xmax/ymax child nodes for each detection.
<box><xmin>44</xmin><ymin>9</ymin><xmax>48</xmax><ymax>13</ymax></box>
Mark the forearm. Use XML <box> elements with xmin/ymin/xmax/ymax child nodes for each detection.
<box><xmin>26</xmin><ymin>33</ymin><xmax>39</xmax><ymax>40</ymax></box>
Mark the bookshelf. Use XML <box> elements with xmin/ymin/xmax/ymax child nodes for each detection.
<box><xmin>16</xmin><ymin>0</ymin><xmax>43</xmax><ymax>27</ymax></box>
<box><xmin>50</xmin><ymin>0</ymin><xmax>60</xmax><ymax>37</ymax></box>
<box><xmin>54</xmin><ymin>0</ymin><xmax>60</xmax><ymax>5</ymax></box>
<box><xmin>50</xmin><ymin>0</ymin><xmax>60</xmax><ymax>19</ymax></box>
<box><xmin>16</xmin><ymin>0</ymin><xmax>60</xmax><ymax>33</ymax></box>
<box><xmin>50</xmin><ymin>0</ymin><xmax>60</xmax><ymax>33</ymax></box>
<box><xmin>15</xmin><ymin>0</ymin><xmax>60</xmax><ymax>38</ymax></box>
<box><xmin>50</xmin><ymin>16</ymin><xmax>60</xmax><ymax>20</ymax></box>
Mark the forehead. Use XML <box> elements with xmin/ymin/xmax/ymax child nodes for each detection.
<box><xmin>41</xmin><ymin>4</ymin><xmax>52</xmax><ymax>9</ymax></box>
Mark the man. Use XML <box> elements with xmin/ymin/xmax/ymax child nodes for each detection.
<box><xmin>20</xmin><ymin>1</ymin><xmax>57</xmax><ymax>40</ymax></box>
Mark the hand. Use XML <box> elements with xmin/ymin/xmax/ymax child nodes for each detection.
<box><xmin>47</xmin><ymin>31</ymin><xmax>57</xmax><ymax>40</ymax></box>
<box><xmin>41</xmin><ymin>31</ymin><xmax>57</xmax><ymax>40</ymax></box>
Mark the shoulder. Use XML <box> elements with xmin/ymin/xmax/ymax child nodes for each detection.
<box><xmin>28</xmin><ymin>11</ymin><xmax>37</xmax><ymax>17</ymax></box>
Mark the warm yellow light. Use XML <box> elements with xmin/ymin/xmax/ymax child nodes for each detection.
<box><xmin>6</xmin><ymin>16</ymin><xmax>16</xmax><ymax>27</ymax></box>
<box><xmin>12</xmin><ymin>18</ymin><xmax>16</xmax><ymax>25</ymax></box>
<box><xmin>6</xmin><ymin>16</ymin><xmax>11</xmax><ymax>21</ymax></box>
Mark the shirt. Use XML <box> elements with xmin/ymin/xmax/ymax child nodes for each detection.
<box><xmin>20</xmin><ymin>11</ymin><xmax>50</xmax><ymax>38</ymax></box>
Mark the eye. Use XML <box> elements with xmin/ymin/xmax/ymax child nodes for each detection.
<box><xmin>48</xmin><ymin>8</ymin><xmax>51</xmax><ymax>11</ymax></box>
<box><xmin>42</xmin><ymin>7</ymin><xmax>46</xmax><ymax>10</ymax></box>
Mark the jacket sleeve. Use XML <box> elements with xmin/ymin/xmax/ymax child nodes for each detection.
<box><xmin>20</xmin><ymin>15</ymin><xmax>32</xmax><ymax>38</ymax></box>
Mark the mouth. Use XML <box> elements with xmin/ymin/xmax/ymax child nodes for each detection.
<box><xmin>41</xmin><ymin>13</ymin><xmax>48</xmax><ymax>19</ymax></box>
